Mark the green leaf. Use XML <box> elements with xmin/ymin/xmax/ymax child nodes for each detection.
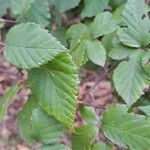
<box><xmin>109</xmin><ymin>0</ymin><xmax>126</xmax><ymax>8</ymax></box>
<box><xmin>80</xmin><ymin>105</ymin><xmax>98</xmax><ymax>125</ymax></box>
<box><xmin>117</xmin><ymin>0</ymin><xmax>150</xmax><ymax>48</ymax></box>
<box><xmin>92</xmin><ymin>12</ymin><xmax>118</xmax><ymax>39</ymax></box>
<box><xmin>102</xmin><ymin>104</ymin><xmax>150</xmax><ymax>150</ymax></box>
<box><xmin>101</xmin><ymin>31</ymin><xmax>119</xmax><ymax>52</ymax></box>
<box><xmin>18</xmin><ymin>96</ymin><xmax>67</xmax><ymax>144</ymax></box>
<box><xmin>109</xmin><ymin>44</ymin><xmax>136</xmax><ymax>60</ymax></box>
<box><xmin>30</xmin><ymin>108</ymin><xmax>67</xmax><ymax>144</ymax></box>
<box><xmin>81</xmin><ymin>0</ymin><xmax>108</xmax><ymax>19</ymax></box>
<box><xmin>23</xmin><ymin>0</ymin><xmax>50</xmax><ymax>28</ymax></box>
<box><xmin>0</xmin><ymin>0</ymin><xmax>10</xmax><ymax>17</ymax></box>
<box><xmin>4</xmin><ymin>23</ymin><xmax>66</xmax><ymax>69</ymax></box>
<box><xmin>66</xmin><ymin>23</ymin><xmax>90</xmax><ymax>50</ymax></box>
<box><xmin>139</xmin><ymin>105</ymin><xmax>150</xmax><ymax>116</ymax></box>
<box><xmin>142</xmin><ymin>50</ymin><xmax>150</xmax><ymax>76</ymax></box>
<box><xmin>29</xmin><ymin>53</ymin><xmax>78</xmax><ymax>128</ymax></box>
<box><xmin>85</xmin><ymin>40</ymin><xmax>106</xmax><ymax>67</ymax></box>
<box><xmin>39</xmin><ymin>144</ymin><xmax>71</xmax><ymax>150</ymax></box>
<box><xmin>72</xmin><ymin>125</ymin><xmax>98</xmax><ymax>150</ymax></box>
<box><xmin>70</xmin><ymin>40</ymin><xmax>88</xmax><ymax>68</ymax></box>
<box><xmin>11</xmin><ymin>0</ymin><xmax>35</xmax><ymax>17</ymax></box>
<box><xmin>92</xmin><ymin>142</ymin><xmax>112</xmax><ymax>150</ymax></box>
<box><xmin>0</xmin><ymin>83</ymin><xmax>22</xmax><ymax>120</ymax></box>
<box><xmin>51</xmin><ymin>28</ymin><xmax>68</xmax><ymax>47</ymax></box>
<box><xmin>55</xmin><ymin>0</ymin><xmax>80</xmax><ymax>13</ymax></box>
<box><xmin>113</xmin><ymin>51</ymin><xmax>149</xmax><ymax>106</ymax></box>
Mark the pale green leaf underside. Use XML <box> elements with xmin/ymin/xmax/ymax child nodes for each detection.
<box><xmin>18</xmin><ymin>96</ymin><xmax>67</xmax><ymax>144</ymax></box>
<box><xmin>29</xmin><ymin>53</ymin><xmax>78</xmax><ymax>128</ymax></box>
<box><xmin>85</xmin><ymin>40</ymin><xmax>106</xmax><ymax>67</ymax></box>
<box><xmin>102</xmin><ymin>105</ymin><xmax>150</xmax><ymax>150</ymax></box>
<box><xmin>5</xmin><ymin>23</ymin><xmax>66</xmax><ymax>69</ymax></box>
<box><xmin>39</xmin><ymin>144</ymin><xmax>71</xmax><ymax>150</ymax></box>
<box><xmin>0</xmin><ymin>83</ymin><xmax>22</xmax><ymax>120</ymax></box>
<box><xmin>92</xmin><ymin>12</ymin><xmax>118</xmax><ymax>38</ymax></box>
<box><xmin>81</xmin><ymin>0</ymin><xmax>108</xmax><ymax>19</ymax></box>
<box><xmin>11</xmin><ymin>0</ymin><xmax>34</xmax><ymax>16</ymax></box>
<box><xmin>113</xmin><ymin>51</ymin><xmax>149</xmax><ymax>106</ymax></box>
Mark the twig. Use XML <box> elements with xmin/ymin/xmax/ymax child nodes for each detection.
<box><xmin>78</xmin><ymin>100</ymin><xmax>106</xmax><ymax>109</ymax></box>
<box><xmin>83</xmin><ymin>64</ymin><xmax>114</xmax><ymax>97</ymax></box>
<box><xmin>0</xmin><ymin>68</ymin><xmax>18</xmax><ymax>78</ymax></box>
<box><xmin>0</xmin><ymin>18</ymin><xmax>16</xmax><ymax>25</ymax></box>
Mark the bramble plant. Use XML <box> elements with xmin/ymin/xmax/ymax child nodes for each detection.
<box><xmin>0</xmin><ymin>0</ymin><xmax>150</xmax><ymax>149</ymax></box>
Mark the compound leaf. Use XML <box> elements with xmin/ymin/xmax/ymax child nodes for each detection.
<box><xmin>118</xmin><ymin>0</ymin><xmax>150</xmax><ymax>48</ymax></box>
<box><xmin>102</xmin><ymin>104</ymin><xmax>150</xmax><ymax>150</ymax></box>
<box><xmin>113</xmin><ymin>51</ymin><xmax>149</xmax><ymax>106</ymax></box>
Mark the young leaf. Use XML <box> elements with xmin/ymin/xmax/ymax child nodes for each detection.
<box><xmin>102</xmin><ymin>104</ymin><xmax>150</xmax><ymax>150</ymax></box>
<box><xmin>80</xmin><ymin>105</ymin><xmax>98</xmax><ymax>125</ymax></box>
<box><xmin>139</xmin><ymin>105</ymin><xmax>150</xmax><ymax>116</ymax></box>
<box><xmin>39</xmin><ymin>144</ymin><xmax>71</xmax><ymax>150</ymax></box>
<box><xmin>92</xmin><ymin>142</ymin><xmax>112</xmax><ymax>150</ymax></box>
<box><xmin>4</xmin><ymin>23</ymin><xmax>66</xmax><ymax>69</ymax></box>
<box><xmin>11</xmin><ymin>0</ymin><xmax>35</xmax><ymax>16</ymax></box>
<box><xmin>18</xmin><ymin>96</ymin><xmax>67</xmax><ymax>144</ymax></box>
<box><xmin>29</xmin><ymin>53</ymin><xmax>78</xmax><ymax>128</ymax></box>
<box><xmin>118</xmin><ymin>0</ymin><xmax>150</xmax><ymax>48</ymax></box>
<box><xmin>92</xmin><ymin>12</ymin><xmax>118</xmax><ymax>39</ymax></box>
<box><xmin>81</xmin><ymin>0</ymin><xmax>108</xmax><ymax>19</ymax></box>
<box><xmin>72</xmin><ymin>125</ymin><xmax>98</xmax><ymax>150</ymax></box>
<box><xmin>113</xmin><ymin>51</ymin><xmax>149</xmax><ymax>106</ymax></box>
<box><xmin>23</xmin><ymin>0</ymin><xmax>50</xmax><ymax>28</ymax></box>
<box><xmin>85</xmin><ymin>40</ymin><xmax>106</xmax><ymax>67</ymax></box>
<box><xmin>0</xmin><ymin>83</ymin><xmax>22</xmax><ymax>120</ymax></box>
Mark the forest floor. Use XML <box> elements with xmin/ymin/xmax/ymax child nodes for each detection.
<box><xmin>0</xmin><ymin>51</ymin><xmax>117</xmax><ymax>150</ymax></box>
